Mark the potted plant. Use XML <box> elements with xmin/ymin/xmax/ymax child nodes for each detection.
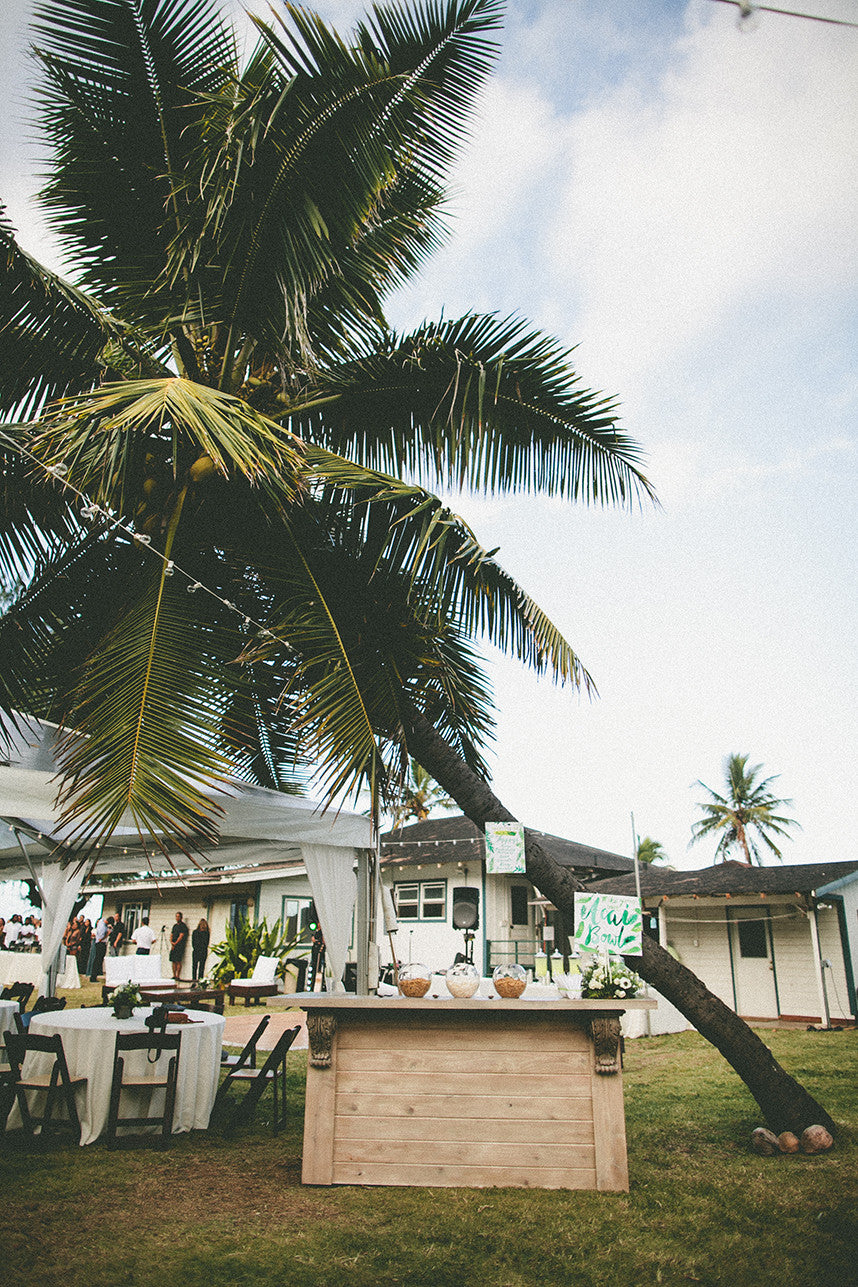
<box><xmin>109</xmin><ymin>982</ymin><xmax>143</xmax><ymax>1019</ymax></box>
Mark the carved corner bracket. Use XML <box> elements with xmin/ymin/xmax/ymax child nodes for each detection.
<box><xmin>306</xmin><ymin>1011</ymin><xmax>337</xmax><ymax>1068</ymax></box>
<box><xmin>589</xmin><ymin>1016</ymin><xmax>621</xmax><ymax>1075</ymax></box>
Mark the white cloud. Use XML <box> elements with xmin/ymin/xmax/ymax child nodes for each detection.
<box><xmin>542</xmin><ymin>7</ymin><xmax>858</xmax><ymax>382</ymax></box>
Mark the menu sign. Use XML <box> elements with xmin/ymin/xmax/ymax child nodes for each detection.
<box><xmin>573</xmin><ymin>892</ymin><xmax>643</xmax><ymax>956</ymax></box>
<box><xmin>484</xmin><ymin>822</ymin><xmax>526</xmax><ymax>874</ymax></box>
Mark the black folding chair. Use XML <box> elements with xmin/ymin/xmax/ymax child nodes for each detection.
<box><xmin>106</xmin><ymin>1031</ymin><xmax>181</xmax><ymax>1149</ymax></box>
<box><xmin>217</xmin><ymin>1024</ymin><xmax>300</xmax><ymax>1134</ymax></box>
<box><xmin>1</xmin><ymin>982</ymin><xmax>35</xmax><ymax>1011</ymax></box>
<box><xmin>14</xmin><ymin>994</ymin><xmax>66</xmax><ymax>1034</ymax></box>
<box><xmin>221</xmin><ymin>1012</ymin><xmax>270</xmax><ymax>1070</ymax></box>
<box><xmin>4</xmin><ymin>1031</ymin><xmax>86</xmax><ymax>1142</ymax></box>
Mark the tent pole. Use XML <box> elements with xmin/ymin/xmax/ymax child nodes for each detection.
<box><xmin>356</xmin><ymin>848</ymin><xmax>370</xmax><ymax>995</ymax></box>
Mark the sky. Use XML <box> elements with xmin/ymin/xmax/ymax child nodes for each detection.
<box><xmin>0</xmin><ymin>0</ymin><xmax>856</xmax><ymax>892</ymax></box>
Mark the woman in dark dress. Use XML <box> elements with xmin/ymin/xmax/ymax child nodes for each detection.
<box><xmin>191</xmin><ymin>918</ymin><xmax>210</xmax><ymax>982</ymax></box>
<box><xmin>169</xmin><ymin>911</ymin><xmax>189</xmax><ymax>981</ymax></box>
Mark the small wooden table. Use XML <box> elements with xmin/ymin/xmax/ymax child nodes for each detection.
<box><xmin>297</xmin><ymin>995</ymin><xmax>655</xmax><ymax>1192</ymax></box>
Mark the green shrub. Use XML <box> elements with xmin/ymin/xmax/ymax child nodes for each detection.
<box><xmin>209</xmin><ymin>916</ymin><xmax>307</xmax><ymax>986</ymax></box>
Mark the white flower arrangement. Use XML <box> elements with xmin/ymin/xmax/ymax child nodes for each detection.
<box><xmin>109</xmin><ymin>982</ymin><xmax>144</xmax><ymax>1008</ymax></box>
<box><xmin>579</xmin><ymin>955</ymin><xmax>643</xmax><ymax>1000</ymax></box>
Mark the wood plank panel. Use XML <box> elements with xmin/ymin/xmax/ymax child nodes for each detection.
<box><xmin>301</xmin><ymin>1047</ymin><xmax>337</xmax><ymax>1185</ymax></box>
<box><xmin>335</xmin><ymin>1070</ymin><xmax>593</xmax><ymax>1098</ymax></box>
<box><xmin>334</xmin><ymin>1092</ymin><xmax>593</xmax><ymax>1122</ymax></box>
<box><xmin>591</xmin><ymin>1069</ymin><xmax>628</xmax><ymax>1192</ymax></box>
<box><xmin>337</xmin><ymin>1022</ymin><xmax>590</xmax><ymax>1054</ymax></box>
<box><xmin>331</xmin><ymin>1160</ymin><xmax>598</xmax><ymax>1189</ymax></box>
<box><xmin>336</xmin><ymin>1048</ymin><xmax>590</xmax><ymax>1076</ymax></box>
<box><xmin>334</xmin><ymin>1113</ymin><xmax>595</xmax><ymax>1146</ymax></box>
<box><xmin>333</xmin><ymin>1137</ymin><xmax>596</xmax><ymax>1169</ymax></box>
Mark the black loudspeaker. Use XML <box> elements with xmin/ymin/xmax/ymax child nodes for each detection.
<box><xmin>452</xmin><ymin>887</ymin><xmax>479</xmax><ymax>930</ymax></box>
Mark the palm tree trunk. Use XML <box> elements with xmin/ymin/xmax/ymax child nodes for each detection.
<box><xmin>403</xmin><ymin>708</ymin><xmax>835</xmax><ymax>1136</ymax></box>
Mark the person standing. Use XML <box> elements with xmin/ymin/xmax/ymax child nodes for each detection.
<box><xmin>132</xmin><ymin>917</ymin><xmax>156</xmax><ymax>955</ymax></box>
<box><xmin>191</xmin><ymin>918</ymin><xmax>210</xmax><ymax>982</ymax></box>
<box><xmin>90</xmin><ymin>914</ymin><xmax>111</xmax><ymax>981</ymax></box>
<box><xmin>108</xmin><ymin>915</ymin><xmax>125</xmax><ymax>956</ymax></box>
<box><xmin>169</xmin><ymin>912</ymin><xmax>189</xmax><ymax>982</ymax></box>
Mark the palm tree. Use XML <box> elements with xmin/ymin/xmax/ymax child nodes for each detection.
<box><xmin>390</xmin><ymin>759</ymin><xmax>455</xmax><ymax>829</ymax></box>
<box><xmin>1</xmin><ymin>0</ymin><xmax>650</xmax><ymax>853</ymax></box>
<box><xmin>690</xmin><ymin>754</ymin><xmax>799</xmax><ymax>865</ymax></box>
<box><xmin>0</xmin><ymin>0</ymin><xmax>832</xmax><ymax>1136</ymax></box>
<box><xmin>636</xmin><ymin>835</ymin><xmax>669</xmax><ymax>865</ymax></box>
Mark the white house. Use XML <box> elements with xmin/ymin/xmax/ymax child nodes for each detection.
<box><xmin>589</xmin><ymin>859</ymin><xmax>858</xmax><ymax>1026</ymax></box>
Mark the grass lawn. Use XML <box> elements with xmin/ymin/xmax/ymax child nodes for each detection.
<box><xmin>1</xmin><ymin>1023</ymin><xmax>855</xmax><ymax>1287</ymax></box>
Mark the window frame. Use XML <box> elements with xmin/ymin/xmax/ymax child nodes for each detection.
<box><xmin>394</xmin><ymin>879</ymin><xmax>447</xmax><ymax>922</ymax></box>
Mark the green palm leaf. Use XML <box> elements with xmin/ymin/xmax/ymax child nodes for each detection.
<box><xmin>284</xmin><ymin>315</ymin><xmax>654</xmax><ymax>505</ymax></box>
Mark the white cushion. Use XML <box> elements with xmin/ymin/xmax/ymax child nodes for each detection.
<box><xmin>251</xmin><ymin>956</ymin><xmax>279</xmax><ymax>984</ymax></box>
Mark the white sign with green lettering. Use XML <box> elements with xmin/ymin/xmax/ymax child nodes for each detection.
<box><xmin>573</xmin><ymin>892</ymin><xmax>643</xmax><ymax>956</ymax></box>
<box><xmin>484</xmin><ymin>821</ymin><xmax>526</xmax><ymax>874</ymax></box>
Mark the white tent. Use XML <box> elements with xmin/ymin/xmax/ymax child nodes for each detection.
<box><xmin>0</xmin><ymin>715</ymin><xmax>375</xmax><ymax>994</ymax></box>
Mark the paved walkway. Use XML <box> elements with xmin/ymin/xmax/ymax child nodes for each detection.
<box><xmin>223</xmin><ymin>1008</ymin><xmax>308</xmax><ymax>1050</ymax></box>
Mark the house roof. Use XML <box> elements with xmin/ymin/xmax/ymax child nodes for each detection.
<box><xmin>379</xmin><ymin>815</ymin><xmax>634</xmax><ymax>880</ymax></box>
<box><xmin>588</xmin><ymin>859</ymin><xmax>858</xmax><ymax>900</ymax></box>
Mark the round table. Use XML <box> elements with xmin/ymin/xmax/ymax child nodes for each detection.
<box><xmin>17</xmin><ymin>1006</ymin><xmax>225</xmax><ymax>1145</ymax></box>
<box><xmin>0</xmin><ymin>998</ymin><xmax>19</xmax><ymax>1057</ymax></box>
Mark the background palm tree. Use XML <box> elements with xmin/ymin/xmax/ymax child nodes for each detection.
<box><xmin>690</xmin><ymin>753</ymin><xmax>800</xmax><ymax>865</ymax></box>
<box><xmin>389</xmin><ymin>759</ymin><xmax>455</xmax><ymax>829</ymax></box>
<box><xmin>636</xmin><ymin>835</ymin><xmax>669</xmax><ymax>865</ymax></box>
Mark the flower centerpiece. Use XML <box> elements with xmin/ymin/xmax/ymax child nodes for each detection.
<box><xmin>579</xmin><ymin>955</ymin><xmax>643</xmax><ymax>1000</ymax></box>
<box><xmin>109</xmin><ymin>982</ymin><xmax>143</xmax><ymax>1019</ymax></box>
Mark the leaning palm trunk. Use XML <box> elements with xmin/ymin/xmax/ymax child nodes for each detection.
<box><xmin>404</xmin><ymin>708</ymin><xmax>835</xmax><ymax>1137</ymax></box>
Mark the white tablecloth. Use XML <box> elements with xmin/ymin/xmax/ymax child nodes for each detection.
<box><xmin>0</xmin><ymin>998</ymin><xmax>19</xmax><ymax>1061</ymax></box>
<box><xmin>0</xmin><ymin>951</ymin><xmax>43</xmax><ymax>988</ymax></box>
<box><xmin>12</xmin><ymin>1006</ymin><xmax>224</xmax><ymax>1145</ymax></box>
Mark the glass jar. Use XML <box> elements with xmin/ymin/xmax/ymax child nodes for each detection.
<box><xmin>445</xmin><ymin>961</ymin><xmax>480</xmax><ymax>998</ymax></box>
<box><xmin>492</xmin><ymin>962</ymin><xmax>527</xmax><ymax>998</ymax></box>
<box><xmin>397</xmin><ymin>962</ymin><xmax>431</xmax><ymax>997</ymax></box>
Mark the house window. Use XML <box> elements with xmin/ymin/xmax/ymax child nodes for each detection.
<box><xmin>121</xmin><ymin>902</ymin><xmax>149</xmax><ymax>938</ymax></box>
<box><xmin>737</xmin><ymin>918</ymin><xmax>768</xmax><ymax>959</ymax></box>
<box><xmin>229</xmin><ymin>899</ymin><xmax>251</xmax><ymax>929</ymax></box>
<box><xmin>395</xmin><ymin>880</ymin><xmax>447</xmax><ymax>921</ymax></box>
<box><xmin>282</xmin><ymin>897</ymin><xmax>317</xmax><ymax>944</ymax></box>
<box><xmin>510</xmin><ymin>885</ymin><xmax>530</xmax><ymax>927</ymax></box>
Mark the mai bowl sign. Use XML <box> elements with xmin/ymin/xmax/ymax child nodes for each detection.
<box><xmin>573</xmin><ymin>892</ymin><xmax>643</xmax><ymax>956</ymax></box>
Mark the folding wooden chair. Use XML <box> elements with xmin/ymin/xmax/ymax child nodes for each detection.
<box><xmin>221</xmin><ymin>1012</ymin><xmax>270</xmax><ymax>1070</ymax></box>
<box><xmin>217</xmin><ymin>1024</ymin><xmax>300</xmax><ymax>1134</ymax></box>
<box><xmin>106</xmin><ymin>1031</ymin><xmax>181</xmax><ymax>1149</ymax></box>
<box><xmin>14</xmin><ymin>995</ymin><xmax>66</xmax><ymax>1034</ymax></box>
<box><xmin>1</xmin><ymin>982</ymin><xmax>35</xmax><ymax>1011</ymax></box>
<box><xmin>4</xmin><ymin>1031</ymin><xmax>86</xmax><ymax>1142</ymax></box>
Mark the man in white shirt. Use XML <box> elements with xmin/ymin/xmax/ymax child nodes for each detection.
<box><xmin>4</xmin><ymin>915</ymin><xmax>22</xmax><ymax>948</ymax></box>
<box><xmin>132</xmin><ymin>917</ymin><xmax>156</xmax><ymax>955</ymax></box>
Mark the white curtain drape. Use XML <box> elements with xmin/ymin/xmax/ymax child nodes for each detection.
<box><xmin>300</xmin><ymin>844</ymin><xmax>357</xmax><ymax>994</ymax></box>
<box><xmin>39</xmin><ymin>862</ymin><xmax>86</xmax><ymax>993</ymax></box>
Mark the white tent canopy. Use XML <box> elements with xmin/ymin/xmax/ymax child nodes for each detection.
<box><xmin>0</xmin><ymin>715</ymin><xmax>375</xmax><ymax>994</ymax></box>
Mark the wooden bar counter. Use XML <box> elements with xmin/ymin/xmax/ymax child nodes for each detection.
<box><xmin>297</xmin><ymin>994</ymin><xmax>655</xmax><ymax>1192</ymax></box>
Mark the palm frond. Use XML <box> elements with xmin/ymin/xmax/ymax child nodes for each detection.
<box><xmin>32</xmin><ymin>378</ymin><xmax>305</xmax><ymax>520</ymax></box>
<box><xmin>54</xmin><ymin>563</ymin><xmax>240</xmax><ymax>856</ymax></box>
<box><xmin>0</xmin><ymin>211</ymin><xmax>162</xmax><ymax>420</ymax></box>
<box><xmin>283</xmin><ymin>315</ymin><xmax>654</xmax><ymax>506</ymax></box>
<box><xmin>302</xmin><ymin>444</ymin><xmax>595</xmax><ymax>691</ymax></box>
<box><xmin>32</xmin><ymin>0</ymin><xmax>237</xmax><ymax>321</ymax></box>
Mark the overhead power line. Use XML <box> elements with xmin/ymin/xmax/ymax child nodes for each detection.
<box><xmin>710</xmin><ymin>0</ymin><xmax>858</xmax><ymax>28</ymax></box>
